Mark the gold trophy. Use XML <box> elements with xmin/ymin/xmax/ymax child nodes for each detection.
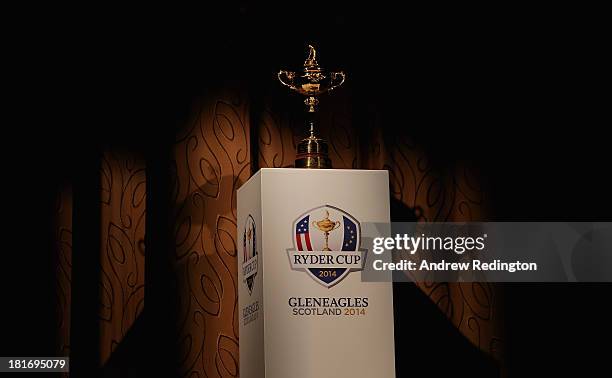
<box><xmin>278</xmin><ymin>45</ymin><xmax>346</xmax><ymax>169</ymax></box>
<box><xmin>312</xmin><ymin>210</ymin><xmax>341</xmax><ymax>251</ymax></box>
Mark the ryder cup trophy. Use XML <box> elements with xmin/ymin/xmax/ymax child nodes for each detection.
<box><xmin>312</xmin><ymin>210</ymin><xmax>341</xmax><ymax>251</ymax></box>
<box><xmin>278</xmin><ymin>45</ymin><xmax>346</xmax><ymax>169</ymax></box>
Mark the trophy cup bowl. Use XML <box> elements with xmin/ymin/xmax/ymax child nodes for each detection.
<box><xmin>313</xmin><ymin>217</ymin><xmax>341</xmax><ymax>233</ymax></box>
<box><xmin>277</xmin><ymin>70</ymin><xmax>346</xmax><ymax>112</ymax></box>
<box><xmin>278</xmin><ymin>44</ymin><xmax>345</xmax><ymax>113</ymax></box>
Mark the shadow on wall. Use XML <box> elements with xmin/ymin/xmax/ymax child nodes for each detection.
<box><xmin>391</xmin><ymin>197</ymin><xmax>500</xmax><ymax>377</ymax></box>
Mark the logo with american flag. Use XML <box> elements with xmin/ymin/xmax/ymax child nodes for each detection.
<box><xmin>288</xmin><ymin>205</ymin><xmax>366</xmax><ymax>288</ymax></box>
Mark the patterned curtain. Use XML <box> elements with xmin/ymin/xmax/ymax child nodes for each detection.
<box><xmin>53</xmin><ymin>84</ymin><xmax>503</xmax><ymax>376</ymax></box>
<box><xmin>98</xmin><ymin>152</ymin><xmax>146</xmax><ymax>364</ymax></box>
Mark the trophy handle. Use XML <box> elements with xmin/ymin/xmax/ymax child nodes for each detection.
<box><xmin>329</xmin><ymin>71</ymin><xmax>346</xmax><ymax>91</ymax></box>
<box><xmin>278</xmin><ymin>70</ymin><xmax>297</xmax><ymax>90</ymax></box>
<box><xmin>333</xmin><ymin>221</ymin><xmax>341</xmax><ymax>230</ymax></box>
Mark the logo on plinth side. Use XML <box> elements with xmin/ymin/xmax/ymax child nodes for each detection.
<box><xmin>242</xmin><ymin>214</ymin><xmax>258</xmax><ymax>295</ymax></box>
<box><xmin>288</xmin><ymin>205</ymin><xmax>366</xmax><ymax>288</ymax></box>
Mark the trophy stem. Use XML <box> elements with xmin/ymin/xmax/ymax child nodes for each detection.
<box><xmin>323</xmin><ymin>231</ymin><xmax>331</xmax><ymax>251</ymax></box>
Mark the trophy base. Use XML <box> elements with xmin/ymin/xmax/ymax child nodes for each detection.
<box><xmin>295</xmin><ymin>154</ymin><xmax>332</xmax><ymax>169</ymax></box>
<box><xmin>294</xmin><ymin>124</ymin><xmax>332</xmax><ymax>169</ymax></box>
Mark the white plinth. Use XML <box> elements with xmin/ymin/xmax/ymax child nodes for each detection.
<box><xmin>237</xmin><ymin>168</ymin><xmax>395</xmax><ymax>378</ymax></box>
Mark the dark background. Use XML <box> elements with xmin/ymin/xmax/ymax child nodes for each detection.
<box><xmin>3</xmin><ymin>2</ymin><xmax>610</xmax><ymax>376</ymax></box>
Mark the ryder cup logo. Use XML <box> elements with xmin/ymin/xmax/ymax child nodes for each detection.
<box><xmin>287</xmin><ymin>205</ymin><xmax>366</xmax><ymax>288</ymax></box>
<box><xmin>242</xmin><ymin>214</ymin><xmax>258</xmax><ymax>295</ymax></box>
